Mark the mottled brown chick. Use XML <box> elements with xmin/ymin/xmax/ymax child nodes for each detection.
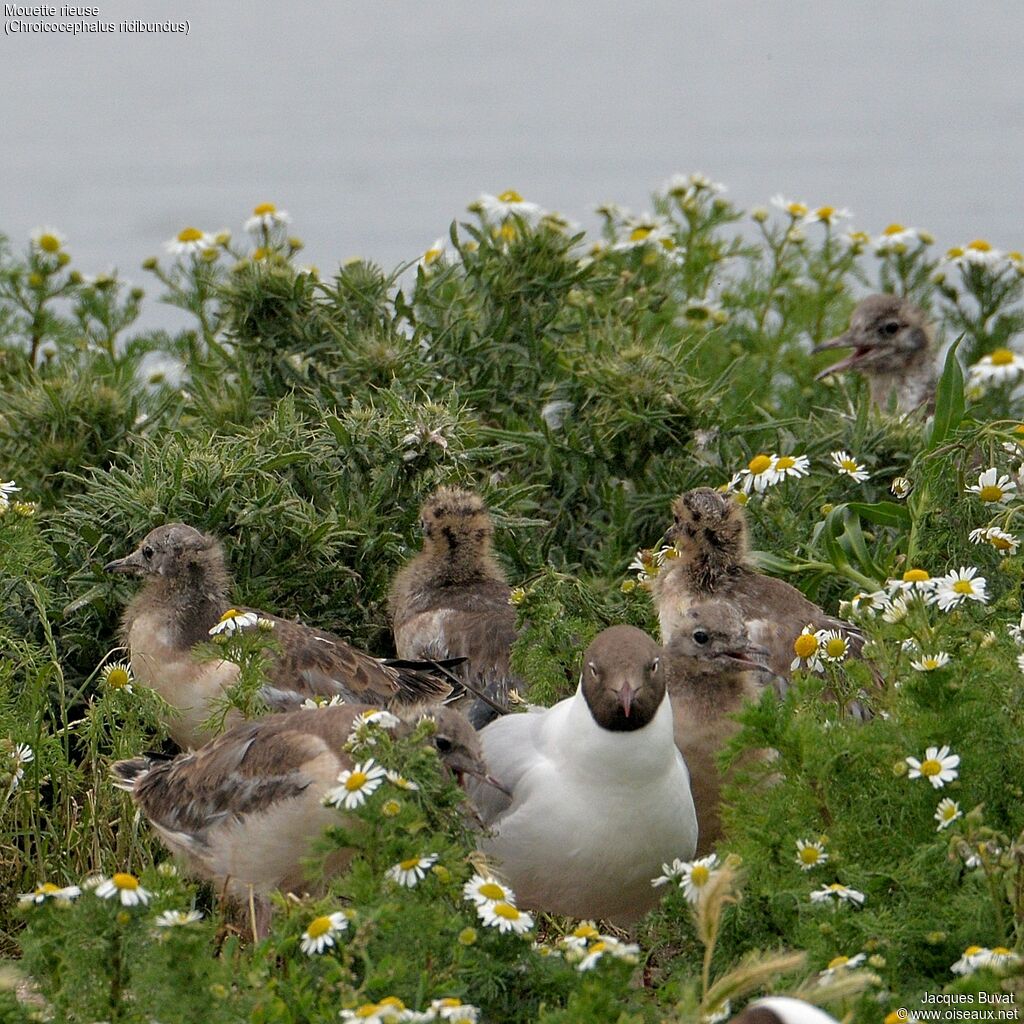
<box><xmin>105</xmin><ymin>524</ymin><xmax>451</xmax><ymax>750</ymax></box>
<box><xmin>813</xmin><ymin>294</ymin><xmax>936</xmax><ymax>414</ymax></box>
<box><xmin>664</xmin><ymin>600</ymin><xmax>769</xmax><ymax>854</ymax></box>
<box><xmin>652</xmin><ymin>488</ymin><xmax>861</xmax><ymax>682</ymax></box>
<box><xmin>388</xmin><ymin>487</ymin><xmax>520</xmax><ymax>727</ymax></box>
<box><xmin>112</xmin><ymin>703</ymin><xmax>485</xmax><ymax>933</ymax></box>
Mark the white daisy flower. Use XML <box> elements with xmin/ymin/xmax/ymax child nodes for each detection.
<box><xmin>703</xmin><ymin>1001</ymin><xmax>733</xmax><ymax>1024</ymax></box>
<box><xmin>946</xmin><ymin>239</ymin><xmax>1006</xmax><ymax>270</ymax></box>
<box><xmin>810</xmin><ymin>883</ymin><xmax>866</xmax><ymax>906</ymax></box>
<box><xmin>0</xmin><ymin>480</ymin><xmax>21</xmax><ymax>507</ymax></box>
<box><xmin>651</xmin><ymin>858</ymin><xmax>687</xmax><ymax>887</ymax></box>
<box><xmin>1008</xmin><ymin>614</ymin><xmax>1024</xmax><ymax>645</ymax></box>
<box><xmin>874</xmin><ymin>223</ymin><xmax>920</xmax><ymax>253</ymax></box>
<box><xmin>462</xmin><ymin>874</ymin><xmax>516</xmax><ymax>908</ymax></box>
<box><xmin>576</xmin><ymin>936</ymin><xmax>640</xmax><ymax>972</ymax></box>
<box><xmin>891</xmin><ymin>477</ymin><xmax>912</xmax><ymax>499</ymax></box>
<box><xmin>830</xmin><ymin>450</ymin><xmax>869</xmax><ymax>483</ymax></box>
<box><xmin>614</xmin><ymin>213</ymin><xmax>677</xmax><ymax>253</ymax></box>
<box><xmin>244</xmin><ymin>202</ymin><xmax>291</xmax><ymax>234</ymax></box>
<box><xmin>791</xmin><ymin>626</ymin><xmax>823</xmax><ymax>673</ymax></box>
<box><xmin>419</xmin><ymin>237</ymin><xmax>449</xmax><ymax>271</ymax></box>
<box><xmin>94</xmin><ymin>872</ymin><xmax>151</xmax><ymax>907</ymax></box>
<box><xmin>384</xmin><ymin>854</ymin><xmax>438</xmax><ymax>888</ymax></box>
<box><xmin>208</xmin><ymin>609</ymin><xmax>261</xmax><ymax>636</ymax></box>
<box><xmin>845</xmin><ymin>590</ymin><xmax>888</xmax><ymax>615</ymax></box>
<box><xmin>970</xmin><ymin>526</ymin><xmax>1020</xmax><ymax>555</ymax></box>
<box><xmin>967</xmin><ymin>468</ymin><xmax>1017</xmax><ymax>504</ymax></box>
<box><xmin>819</xmin><ymin>952</ymin><xmax>866</xmax><ymax>978</ymax></box>
<box><xmin>911</xmin><ymin>652</ymin><xmax>951</xmax><ymax>671</ymax></box>
<box><xmin>738</xmin><ymin>453</ymin><xmax>777</xmax><ymax>493</ymax></box>
<box><xmin>771</xmin><ymin>453</ymin><xmax>810</xmax><ymax>481</ymax></box>
<box><xmin>933</xmin><ymin>567</ymin><xmax>988</xmax><ymax>612</ymax></box>
<box><xmin>299</xmin><ymin>911</ymin><xmax>348</xmax><ymax>955</ymax></box>
<box><xmin>154</xmin><ymin>909</ymin><xmax>203</xmax><ymax>927</ymax></box>
<box><xmin>816</xmin><ymin>629</ymin><xmax>850</xmax><ymax>663</ymax></box>
<box><xmin>339</xmin><ymin>998</ymin><xmax>406</xmax><ymax>1023</ymax></box>
<box><xmin>430</xmin><ymin>997</ymin><xmax>482</xmax><ymax>1022</ymax></box>
<box><xmin>475</xmin><ymin>189</ymin><xmax>542</xmax><ymax>222</ymax></box>
<box><xmin>881</xmin><ymin>596</ymin><xmax>910</xmax><ymax>623</ymax></box>
<box><xmin>795</xmin><ymin>839</ymin><xmax>829</xmax><ymax>871</ymax></box>
<box><xmin>300</xmin><ymin>695</ymin><xmax>346</xmax><ymax>709</ymax></box>
<box><xmin>935</xmin><ymin>798</ymin><xmax>962</xmax><ymax>831</ymax></box>
<box><xmin>804</xmin><ymin>206</ymin><xmax>851</xmax><ymax>226</ymax></box>
<box><xmin>18</xmin><ymin>882</ymin><xmax>81</xmax><ymax>907</ymax></box>
<box><xmin>30</xmin><ymin>227</ymin><xmax>66</xmax><ymax>254</ymax></box>
<box><xmin>906</xmin><ymin>745</ymin><xmax>960</xmax><ymax>789</ymax></box>
<box><xmin>6</xmin><ymin>741</ymin><xmax>34</xmax><ymax>791</ymax></box>
<box><xmin>770</xmin><ymin>194</ymin><xmax>809</xmax><ymax>219</ymax></box>
<box><xmin>985</xmin><ymin>946</ymin><xmax>1022</xmax><ymax>970</ymax></box>
<box><xmin>323</xmin><ymin>758</ymin><xmax>388</xmax><ymax>809</ymax></box>
<box><xmin>968</xmin><ymin>348</ymin><xmax>1024</xmax><ymax>389</ymax></box>
<box><xmin>679</xmin><ymin>854</ymin><xmax>719</xmax><ymax>904</ymax></box>
<box><xmin>951</xmin><ymin>945</ymin><xmax>991</xmax><ymax>976</ymax></box>
<box><xmin>164</xmin><ymin>227</ymin><xmax>215</xmax><ymax>257</ymax></box>
<box><xmin>559</xmin><ymin>922</ymin><xmax>601</xmax><ymax>952</ymax></box>
<box><xmin>385</xmin><ymin>770</ymin><xmax>420</xmax><ymax>791</ymax></box>
<box><xmin>99</xmin><ymin>660</ymin><xmax>134</xmax><ymax>693</ymax></box>
<box><xmin>478</xmin><ymin>900</ymin><xmax>534</xmax><ymax>934</ymax></box>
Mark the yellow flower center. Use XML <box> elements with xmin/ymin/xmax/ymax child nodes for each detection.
<box><xmin>883</xmin><ymin>223</ymin><xmax>906</xmax><ymax>235</ymax></box>
<box><xmin>965</xmin><ymin>945</ymin><xmax>984</xmax><ymax>956</ymax></box>
<box><xmin>827</xmin><ymin>955</ymin><xmax>849</xmax><ymax>969</ymax></box>
<box><xmin>112</xmin><ymin>873</ymin><xmax>138</xmax><ymax>890</ymax></box>
<box><xmin>345</xmin><ymin>771</ymin><xmax>368</xmax><ymax>791</ymax></box>
<box><xmin>825</xmin><ymin>637</ymin><xmax>847</xmax><ymax>658</ymax></box>
<box><xmin>423</xmin><ymin>247</ymin><xmax>442</xmax><ymax>264</ymax></box>
<box><xmin>398</xmin><ymin>857</ymin><xmax>421</xmax><ymax>871</ymax></box>
<box><xmin>106</xmin><ymin>667</ymin><xmax>131</xmax><ymax>689</ymax></box>
<box><xmin>849</xmin><ymin>231</ymin><xmax>870</xmax><ymax>243</ymax></box>
<box><xmin>828</xmin><ymin>884</ymin><xmax>846</xmax><ymax>892</ymax></box>
<box><xmin>690</xmin><ymin>864</ymin><xmax>710</xmax><ymax>886</ymax></box>
<box><xmin>382</xmin><ymin>799</ymin><xmax>401</xmax><ymax>817</ymax></box>
<box><xmin>589</xmin><ymin>941</ymin><xmax>608</xmax><ymax>954</ymax></box>
<box><xmin>37</xmin><ymin>233</ymin><xmax>62</xmax><ymax>252</ymax></box>
<box><xmin>940</xmin><ymin>805</ymin><xmax>957</xmax><ymax>820</ymax></box>
<box><xmin>968</xmin><ymin>239</ymin><xmax>991</xmax><ymax>252</ymax></box>
<box><xmin>903</xmin><ymin>569</ymin><xmax>929</xmax><ymax>583</ymax></box>
<box><xmin>493</xmin><ymin>901</ymin><xmax>520</xmax><ymax>920</ymax></box>
<box><xmin>748</xmin><ymin>454</ymin><xmax>772</xmax><ymax>474</ymax></box>
<box><xmin>39</xmin><ymin>883</ymin><xmax>62</xmax><ymax>894</ymax></box>
<box><xmin>252</xmin><ymin>247</ymin><xmax>269</xmax><ymax>261</ymax></box>
<box><xmin>816</xmin><ymin>206</ymin><xmax>835</xmax><ymax>220</ymax></box>
<box><xmin>477</xmin><ymin>882</ymin><xmax>506</xmax><ymax>900</ymax></box>
<box><xmin>990</xmin><ymin>348</ymin><xmax>1015</xmax><ymax>366</ymax></box>
<box><xmin>794</xmin><ymin>634</ymin><xmax>819</xmax><ymax>658</ymax></box>
<box><xmin>775</xmin><ymin>456</ymin><xmax>796</xmax><ymax>471</ymax></box>
<box><xmin>438</xmin><ymin>999</ymin><xmax>462</xmax><ymax>1008</ymax></box>
<box><xmin>306</xmin><ymin>915</ymin><xmax>332</xmax><ymax>938</ymax></box>
<box><xmin>799</xmin><ymin>846</ymin><xmax>821</xmax><ymax>864</ymax></box>
<box><xmin>573</xmin><ymin>924</ymin><xmax>600</xmax><ymax>939</ymax></box>
<box><xmin>354</xmin><ymin>1005</ymin><xmax>381</xmax><ymax>1018</ymax></box>
<box><xmin>920</xmin><ymin>758</ymin><xmax>942</xmax><ymax>777</ymax></box>
<box><xmin>787</xmin><ymin>202</ymin><xmax>808</xmax><ymax>217</ymax></box>
<box><xmin>498</xmin><ymin>189</ymin><xmax>524</xmax><ymax>203</ymax></box>
<box><xmin>952</xmin><ymin>580</ymin><xmax>974</xmax><ymax>595</ymax></box>
<box><xmin>992</xmin><ymin>535</ymin><xmax>1013</xmax><ymax>551</ymax></box>
<box><xmin>630</xmin><ymin>226</ymin><xmax>653</xmax><ymax>241</ymax></box>
<box><xmin>253</xmin><ymin>203</ymin><xmax>277</xmax><ymax>216</ymax></box>
<box><xmin>176</xmin><ymin>227</ymin><xmax>204</xmax><ymax>243</ymax></box>
<box><xmin>379</xmin><ymin>997</ymin><xmax>405</xmax><ymax>1010</ymax></box>
<box><xmin>218</xmin><ymin>609</ymin><xmax>240</xmax><ymax>622</ymax></box>
<box><xmin>992</xmin><ymin>946</ymin><xmax>1011</xmax><ymax>956</ymax></box>
<box><xmin>840</xmin><ymin>458</ymin><xmax>858</xmax><ymax>472</ymax></box>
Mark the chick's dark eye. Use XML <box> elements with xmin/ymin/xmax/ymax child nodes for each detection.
<box><xmin>881</xmin><ymin>321</ymin><xmax>900</xmax><ymax>336</ymax></box>
<box><xmin>692</xmin><ymin>629</ymin><xmax>709</xmax><ymax>645</ymax></box>
<box><xmin>142</xmin><ymin>546</ymin><xmax>154</xmax><ymax>559</ymax></box>
<box><xmin>434</xmin><ymin>736</ymin><xmax>453</xmax><ymax>754</ymax></box>
<box><xmin>649</xmin><ymin>658</ymin><xmax>660</xmax><ymax>674</ymax></box>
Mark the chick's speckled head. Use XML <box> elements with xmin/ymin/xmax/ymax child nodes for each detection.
<box><xmin>104</xmin><ymin>523</ymin><xmax>223</xmax><ymax>580</ymax></box>
<box><xmin>665</xmin><ymin>600</ymin><xmax>769</xmax><ymax>673</ymax></box>
<box><xmin>419</xmin><ymin>486</ymin><xmax>493</xmax><ymax>550</ymax></box>
<box><xmin>666</xmin><ymin>487</ymin><xmax>748</xmax><ymax>564</ymax></box>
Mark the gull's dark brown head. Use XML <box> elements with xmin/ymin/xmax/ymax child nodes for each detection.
<box><xmin>664</xmin><ymin>600</ymin><xmax>769</xmax><ymax>678</ymax></box>
<box><xmin>104</xmin><ymin>523</ymin><xmax>224</xmax><ymax>582</ymax></box>
<box><xmin>665</xmin><ymin>487</ymin><xmax>748</xmax><ymax>566</ymax></box>
<box><xmin>581</xmin><ymin>625</ymin><xmax>665</xmax><ymax>732</ymax></box>
<box><xmin>814</xmin><ymin>294</ymin><xmax>932</xmax><ymax>379</ymax></box>
<box><xmin>419</xmin><ymin>486</ymin><xmax>494</xmax><ymax>553</ymax></box>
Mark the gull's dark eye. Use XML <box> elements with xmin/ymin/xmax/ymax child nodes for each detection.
<box><xmin>649</xmin><ymin>657</ymin><xmax>660</xmax><ymax>674</ymax></box>
<box><xmin>881</xmin><ymin>321</ymin><xmax>900</xmax><ymax>336</ymax></box>
<box><xmin>435</xmin><ymin>736</ymin><xmax>453</xmax><ymax>754</ymax></box>
<box><xmin>142</xmin><ymin>545</ymin><xmax>154</xmax><ymax>559</ymax></box>
<box><xmin>692</xmin><ymin>629</ymin><xmax>709</xmax><ymax>645</ymax></box>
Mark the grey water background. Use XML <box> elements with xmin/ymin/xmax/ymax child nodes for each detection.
<box><xmin>3</xmin><ymin>0</ymin><xmax>1023</xmax><ymax>331</ymax></box>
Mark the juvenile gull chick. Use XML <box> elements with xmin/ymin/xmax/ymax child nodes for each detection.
<box><xmin>112</xmin><ymin>703</ymin><xmax>484</xmax><ymax>931</ymax></box>
<box><xmin>106</xmin><ymin>523</ymin><xmax>451</xmax><ymax>749</ymax></box>
<box><xmin>652</xmin><ymin>488</ymin><xmax>862</xmax><ymax>683</ymax></box>
<box><xmin>389</xmin><ymin>486</ymin><xmax>521</xmax><ymax>728</ymax></box>
<box><xmin>664</xmin><ymin>600</ymin><xmax>770</xmax><ymax>855</ymax></box>
<box><xmin>471</xmin><ymin>625</ymin><xmax>697</xmax><ymax>924</ymax></box>
<box><xmin>813</xmin><ymin>294</ymin><xmax>936</xmax><ymax>414</ymax></box>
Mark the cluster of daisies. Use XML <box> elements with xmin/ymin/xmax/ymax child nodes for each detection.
<box><xmin>0</xmin><ymin>478</ymin><xmax>36</xmax><ymax>518</ymax></box>
<box><xmin>162</xmin><ymin>201</ymin><xmax>302</xmax><ymax>268</ymax></box>
<box><xmin>338</xmin><ymin>996</ymin><xmax>482</xmax><ymax>1024</ymax></box>
<box><xmin>461</xmin><ymin>873</ymin><xmax>534</xmax><ymax>936</ymax></box>
<box><xmin>950</xmin><ymin>944</ymin><xmax>1022</xmax><ymax>977</ymax></box>
<box><xmin>720</xmin><ymin>449</ymin><xmax>868</xmax><ymax>503</ymax></box>
<box><xmin>19</xmin><ymin>870</ymin><xmax>202</xmax><ymax>931</ymax></box>
<box><xmin>533</xmin><ymin>920</ymin><xmax>641</xmax><ymax>973</ymax></box>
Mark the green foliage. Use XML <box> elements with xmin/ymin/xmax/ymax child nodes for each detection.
<box><xmin>3</xmin><ymin>183</ymin><xmax>1024</xmax><ymax>1019</ymax></box>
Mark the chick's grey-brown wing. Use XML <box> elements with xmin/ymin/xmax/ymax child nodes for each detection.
<box><xmin>241</xmin><ymin>610</ymin><xmax>450</xmax><ymax>709</ymax></box>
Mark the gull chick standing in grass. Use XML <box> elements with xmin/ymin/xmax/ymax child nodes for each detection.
<box><xmin>470</xmin><ymin>624</ymin><xmax>697</xmax><ymax>924</ymax></box>
<box><xmin>388</xmin><ymin>486</ymin><xmax>521</xmax><ymax>728</ymax></box>
<box><xmin>664</xmin><ymin>600</ymin><xmax>770</xmax><ymax>855</ymax></box>
<box><xmin>112</xmin><ymin>703</ymin><xmax>485</xmax><ymax>934</ymax></box>
<box><xmin>653</xmin><ymin>488</ymin><xmax>862</xmax><ymax>684</ymax></box>
<box><xmin>106</xmin><ymin>523</ymin><xmax>451</xmax><ymax>749</ymax></box>
<box><xmin>813</xmin><ymin>294</ymin><xmax>936</xmax><ymax>414</ymax></box>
